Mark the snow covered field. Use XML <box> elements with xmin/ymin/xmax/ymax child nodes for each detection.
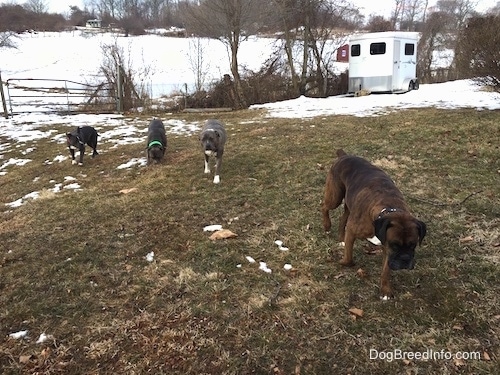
<box><xmin>1</xmin><ymin>30</ymin><xmax>279</xmax><ymax>100</ymax></box>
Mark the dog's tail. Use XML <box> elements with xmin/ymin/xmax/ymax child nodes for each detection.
<box><xmin>336</xmin><ymin>149</ymin><xmax>347</xmax><ymax>158</ymax></box>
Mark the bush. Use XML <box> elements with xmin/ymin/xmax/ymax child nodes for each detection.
<box><xmin>98</xmin><ymin>40</ymin><xmax>152</xmax><ymax>111</ymax></box>
<box><xmin>184</xmin><ymin>57</ymin><xmax>347</xmax><ymax>109</ymax></box>
<box><xmin>455</xmin><ymin>15</ymin><xmax>500</xmax><ymax>92</ymax></box>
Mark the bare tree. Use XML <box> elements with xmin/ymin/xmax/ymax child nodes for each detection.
<box><xmin>455</xmin><ymin>15</ymin><xmax>500</xmax><ymax>91</ymax></box>
<box><xmin>183</xmin><ymin>0</ymin><xmax>265</xmax><ymax>108</ymax></box>
<box><xmin>391</xmin><ymin>0</ymin><xmax>404</xmax><ymax>28</ymax></box>
<box><xmin>0</xmin><ymin>32</ymin><xmax>18</xmax><ymax>48</ymax></box>
<box><xmin>417</xmin><ymin>11</ymin><xmax>451</xmax><ymax>82</ymax></box>
<box><xmin>365</xmin><ymin>15</ymin><xmax>393</xmax><ymax>32</ymax></box>
<box><xmin>89</xmin><ymin>0</ymin><xmax>118</xmax><ymax>19</ymax></box>
<box><xmin>99</xmin><ymin>38</ymin><xmax>153</xmax><ymax>110</ymax></box>
<box><xmin>401</xmin><ymin>0</ymin><xmax>429</xmax><ymax>30</ymax></box>
<box><xmin>435</xmin><ymin>0</ymin><xmax>478</xmax><ymax>29</ymax></box>
<box><xmin>390</xmin><ymin>0</ymin><xmax>430</xmax><ymax>30</ymax></box>
<box><xmin>433</xmin><ymin>0</ymin><xmax>480</xmax><ymax>79</ymax></box>
<box><xmin>270</xmin><ymin>0</ymin><xmax>352</xmax><ymax>97</ymax></box>
<box><xmin>24</xmin><ymin>0</ymin><xmax>48</xmax><ymax>14</ymax></box>
<box><xmin>142</xmin><ymin>0</ymin><xmax>167</xmax><ymax>26</ymax></box>
<box><xmin>187</xmin><ymin>37</ymin><xmax>211</xmax><ymax>92</ymax></box>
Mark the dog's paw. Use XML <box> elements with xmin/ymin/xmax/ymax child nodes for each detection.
<box><xmin>78</xmin><ymin>162</ymin><xmax>83</xmax><ymax>166</ymax></box>
<box><xmin>338</xmin><ymin>241</ymin><xmax>346</xmax><ymax>247</ymax></box>
<box><xmin>380</xmin><ymin>295</ymin><xmax>393</xmax><ymax>301</ymax></box>
<box><xmin>339</xmin><ymin>258</ymin><xmax>355</xmax><ymax>267</ymax></box>
<box><xmin>72</xmin><ymin>160</ymin><xmax>77</xmax><ymax>165</ymax></box>
<box><xmin>204</xmin><ymin>168</ymin><xmax>211</xmax><ymax>174</ymax></box>
<box><xmin>213</xmin><ymin>175</ymin><xmax>220</xmax><ymax>184</ymax></box>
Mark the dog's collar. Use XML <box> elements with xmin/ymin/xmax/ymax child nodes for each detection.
<box><xmin>148</xmin><ymin>140</ymin><xmax>164</xmax><ymax>149</ymax></box>
<box><xmin>376</xmin><ymin>207</ymin><xmax>403</xmax><ymax>219</ymax></box>
<box><xmin>74</xmin><ymin>135</ymin><xmax>84</xmax><ymax>145</ymax></box>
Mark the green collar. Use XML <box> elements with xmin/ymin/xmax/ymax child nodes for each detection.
<box><xmin>148</xmin><ymin>140</ymin><xmax>164</xmax><ymax>149</ymax></box>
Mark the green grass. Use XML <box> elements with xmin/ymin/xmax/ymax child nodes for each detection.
<box><xmin>1</xmin><ymin>108</ymin><xmax>499</xmax><ymax>374</ymax></box>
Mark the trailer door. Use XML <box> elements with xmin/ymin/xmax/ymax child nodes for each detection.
<box><xmin>392</xmin><ymin>40</ymin><xmax>401</xmax><ymax>90</ymax></box>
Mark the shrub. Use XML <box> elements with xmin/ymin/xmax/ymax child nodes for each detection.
<box><xmin>455</xmin><ymin>15</ymin><xmax>500</xmax><ymax>92</ymax></box>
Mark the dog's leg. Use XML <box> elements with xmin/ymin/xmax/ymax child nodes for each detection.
<box><xmin>322</xmin><ymin>172</ymin><xmax>343</xmax><ymax>232</ymax></box>
<box><xmin>338</xmin><ymin>205</ymin><xmax>349</xmax><ymax>245</ymax></box>
<box><xmin>321</xmin><ymin>202</ymin><xmax>332</xmax><ymax>232</ymax></box>
<box><xmin>380</xmin><ymin>255</ymin><xmax>393</xmax><ymax>300</ymax></box>
<box><xmin>322</xmin><ymin>172</ymin><xmax>345</xmax><ymax>237</ymax></box>
<box><xmin>204</xmin><ymin>154</ymin><xmax>210</xmax><ymax>174</ymax></box>
<box><xmin>90</xmin><ymin>134</ymin><xmax>98</xmax><ymax>158</ymax></box>
<box><xmin>78</xmin><ymin>146</ymin><xmax>85</xmax><ymax>166</ymax></box>
<box><xmin>69</xmin><ymin>148</ymin><xmax>77</xmax><ymax>165</ymax></box>
<box><xmin>339</xmin><ymin>227</ymin><xmax>355</xmax><ymax>267</ymax></box>
<box><xmin>213</xmin><ymin>153</ymin><xmax>222</xmax><ymax>184</ymax></box>
<box><xmin>322</xmin><ymin>175</ymin><xmax>333</xmax><ymax>231</ymax></box>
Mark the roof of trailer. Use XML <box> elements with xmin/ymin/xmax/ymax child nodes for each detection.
<box><xmin>349</xmin><ymin>31</ymin><xmax>420</xmax><ymax>43</ymax></box>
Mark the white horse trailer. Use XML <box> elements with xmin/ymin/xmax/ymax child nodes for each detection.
<box><xmin>348</xmin><ymin>31</ymin><xmax>420</xmax><ymax>94</ymax></box>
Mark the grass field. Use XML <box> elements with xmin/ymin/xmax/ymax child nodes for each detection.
<box><xmin>1</xmin><ymin>108</ymin><xmax>499</xmax><ymax>374</ymax></box>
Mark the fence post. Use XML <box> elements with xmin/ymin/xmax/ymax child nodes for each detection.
<box><xmin>0</xmin><ymin>71</ymin><xmax>9</xmax><ymax>119</ymax></box>
<box><xmin>65</xmin><ymin>80</ymin><xmax>70</xmax><ymax>115</ymax></box>
<box><xmin>116</xmin><ymin>64</ymin><xmax>123</xmax><ymax>113</ymax></box>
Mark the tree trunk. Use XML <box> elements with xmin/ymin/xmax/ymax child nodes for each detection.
<box><xmin>283</xmin><ymin>28</ymin><xmax>299</xmax><ymax>96</ymax></box>
<box><xmin>299</xmin><ymin>13</ymin><xmax>310</xmax><ymax>96</ymax></box>
<box><xmin>229</xmin><ymin>33</ymin><xmax>247</xmax><ymax>109</ymax></box>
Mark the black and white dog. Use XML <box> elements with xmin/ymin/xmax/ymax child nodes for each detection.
<box><xmin>199</xmin><ymin>119</ymin><xmax>227</xmax><ymax>184</ymax></box>
<box><xmin>146</xmin><ymin>118</ymin><xmax>167</xmax><ymax>164</ymax></box>
<box><xmin>66</xmin><ymin>126</ymin><xmax>99</xmax><ymax>166</ymax></box>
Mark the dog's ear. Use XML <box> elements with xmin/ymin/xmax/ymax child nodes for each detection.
<box><xmin>373</xmin><ymin>218</ymin><xmax>391</xmax><ymax>244</ymax></box>
<box><xmin>416</xmin><ymin>220</ymin><xmax>427</xmax><ymax>245</ymax></box>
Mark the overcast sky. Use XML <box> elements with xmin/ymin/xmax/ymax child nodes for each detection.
<box><xmin>8</xmin><ymin>0</ymin><xmax>499</xmax><ymax>17</ymax></box>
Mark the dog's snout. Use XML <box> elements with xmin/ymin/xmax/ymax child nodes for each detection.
<box><xmin>389</xmin><ymin>252</ymin><xmax>415</xmax><ymax>270</ymax></box>
<box><xmin>399</xmin><ymin>253</ymin><xmax>412</xmax><ymax>262</ymax></box>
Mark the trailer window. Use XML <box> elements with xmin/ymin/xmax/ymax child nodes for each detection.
<box><xmin>370</xmin><ymin>42</ymin><xmax>386</xmax><ymax>55</ymax></box>
<box><xmin>404</xmin><ymin>43</ymin><xmax>415</xmax><ymax>55</ymax></box>
<box><xmin>351</xmin><ymin>44</ymin><xmax>361</xmax><ymax>57</ymax></box>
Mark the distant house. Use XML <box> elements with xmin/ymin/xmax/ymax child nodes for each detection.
<box><xmin>85</xmin><ymin>19</ymin><xmax>102</xmax><ymax>29</ymax></box>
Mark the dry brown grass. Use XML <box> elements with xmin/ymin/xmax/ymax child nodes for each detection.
<box><xmin>0</xmin><ymin>108</ymin><xmax>499</xmax><ymax>374</ymax></box>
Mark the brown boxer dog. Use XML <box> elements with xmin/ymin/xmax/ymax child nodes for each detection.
<box><xmin>322</xmin><ymin>149</ymin><xmax>426</xmax><ymax>300</ymax></box>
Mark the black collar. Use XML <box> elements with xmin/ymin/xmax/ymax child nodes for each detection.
<box><xmin>376</xmin><ymin>207</ymin><xmax>403</xmax><ymax>220</ymax></box>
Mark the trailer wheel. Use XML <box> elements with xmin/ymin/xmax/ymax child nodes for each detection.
<box><xmin>408</xmin><ymin>81</ymin><xmax>414</xmax><ymax>91</ymax></box>
<box><xmin>413</xmin><ymin>80</ymin><xmax>419</xmax><ymax>90</ymax></box>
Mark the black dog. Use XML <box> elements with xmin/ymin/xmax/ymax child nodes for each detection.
<box><xmin>66</xmin><ymin>126</ymin><xmax>98</xmax><ymax>166</ymax></box>
<box><xmin>146</xmin><ymin>119</ymin><xmax>167</xmax><ymax>164</ymax></box>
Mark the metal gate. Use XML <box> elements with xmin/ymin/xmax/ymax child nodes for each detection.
<box><xmin>2</xmin><ymin>77</ymin><xmax>118</xmax><ymax>116</ymax></box>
